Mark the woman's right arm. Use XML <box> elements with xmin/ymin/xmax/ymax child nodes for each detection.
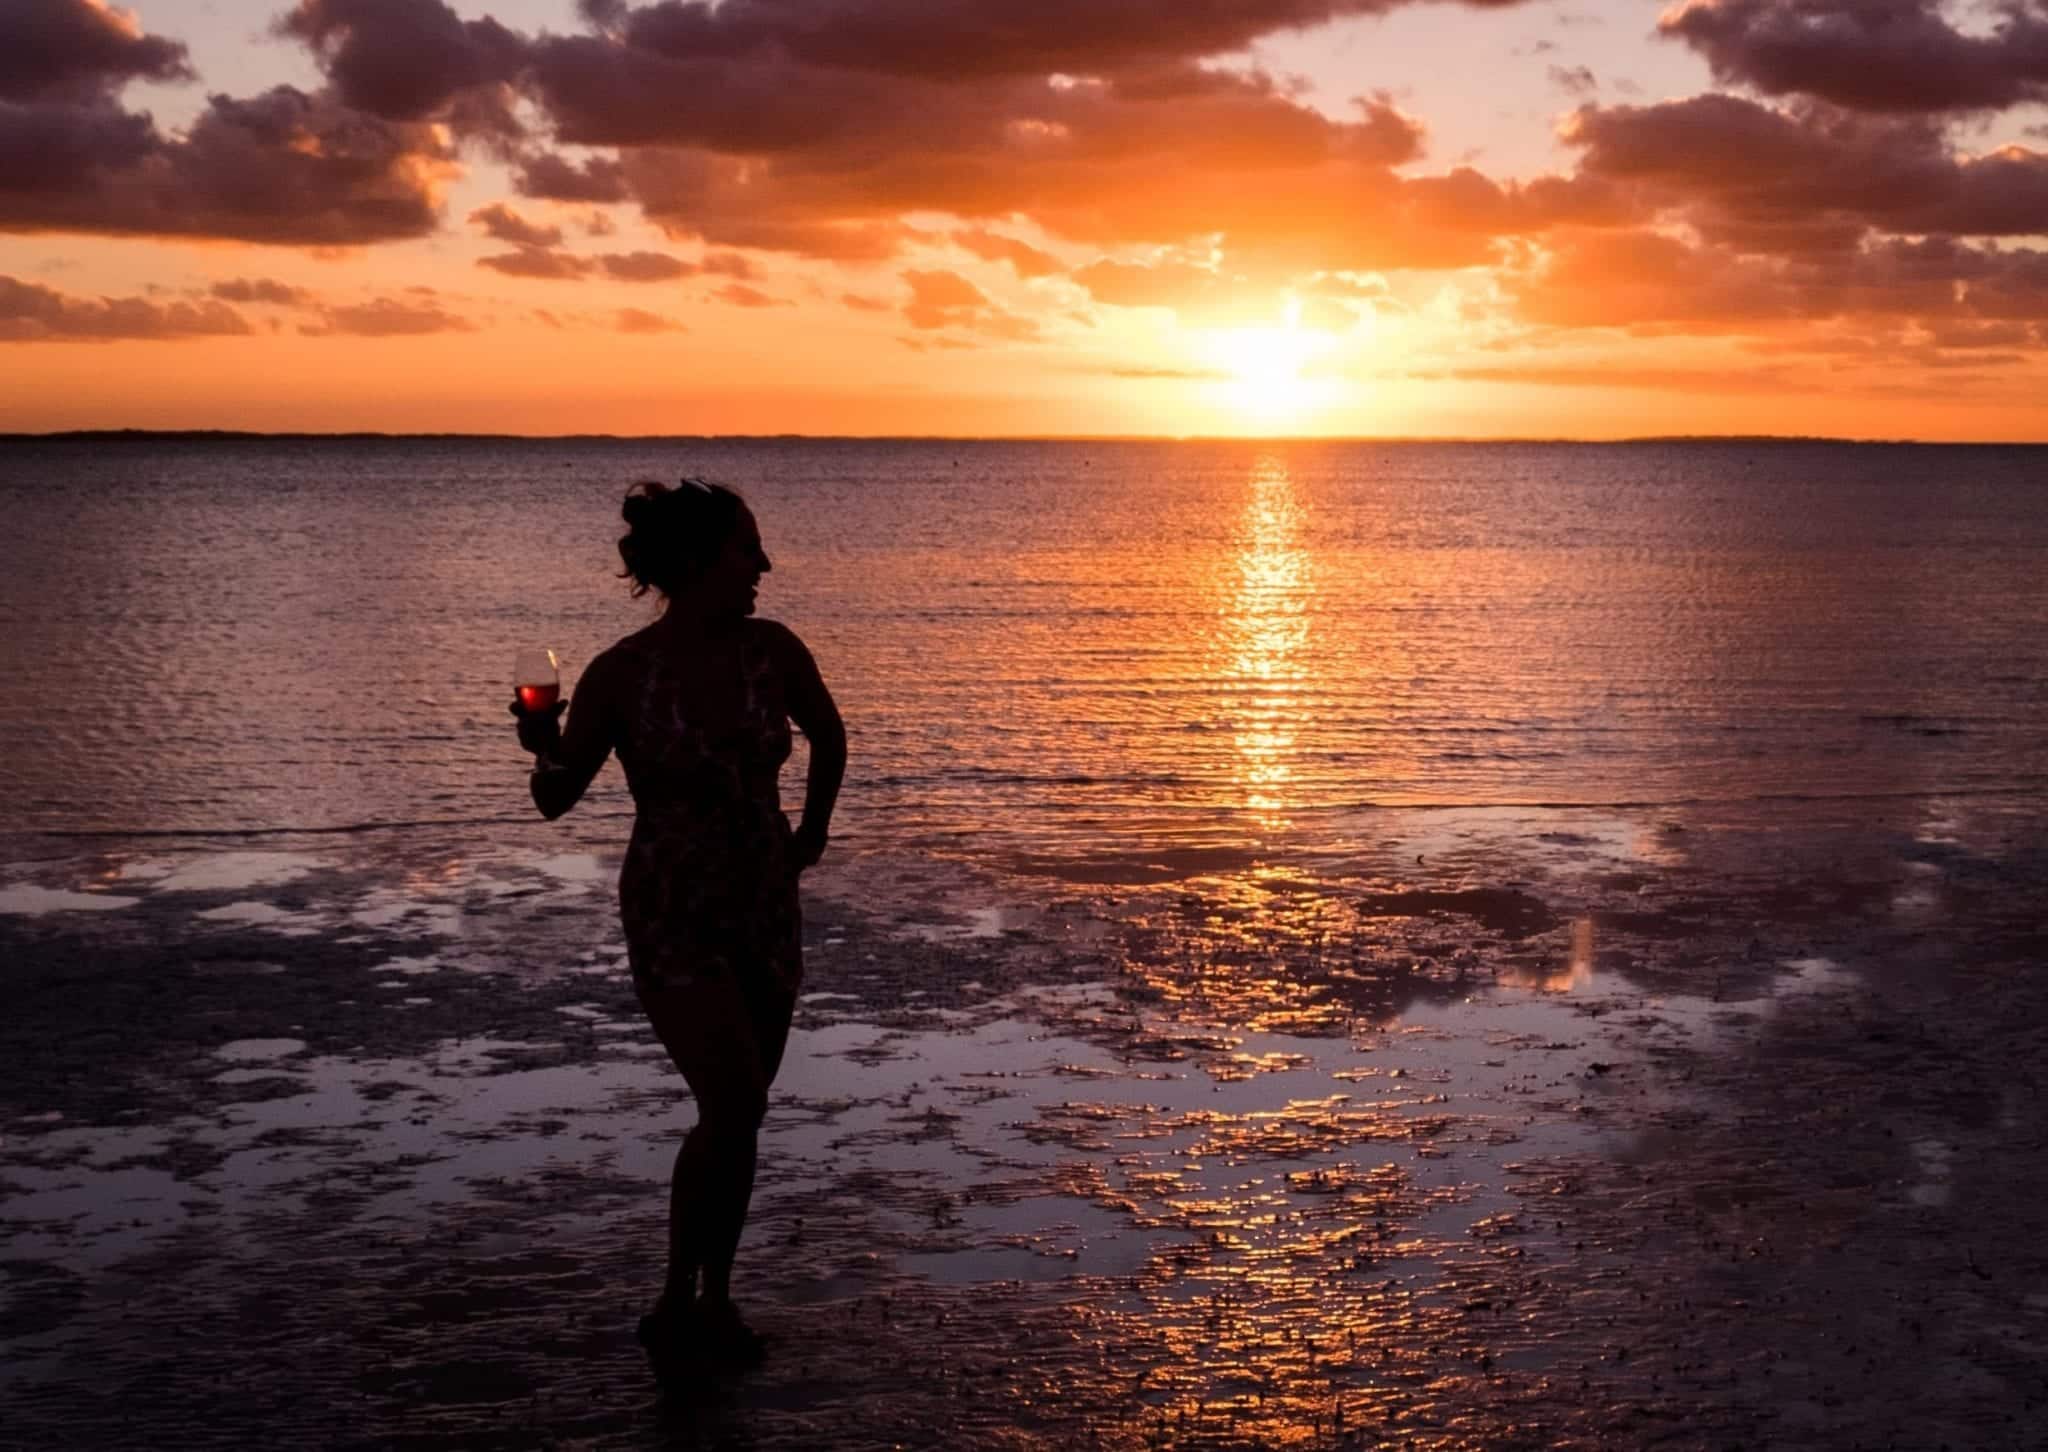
<box><xmin>770</xmin><ymin>624</ymin><xmax>845</xmax><ymax>870</ymax></box>
<box><xmin>514</xmin><ymin>652</ymin><xmax>616</xmax><ymax>820</ymax></box>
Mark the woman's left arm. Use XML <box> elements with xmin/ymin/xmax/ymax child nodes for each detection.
<box><xmin>771</xmin><ymin>624</ymin><xmax>846</xmax><ymax>870</ymax></box>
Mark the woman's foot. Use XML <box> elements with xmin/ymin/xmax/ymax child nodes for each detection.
<box><xmin>636</xmin><ymin>1296</ymin><xmax>766</xmax><ymax>1379</ymax></box>
<box><xmin>635</xmin><ymin>1296</ymin><xmax>692</xmax><ymax>1367</ymax></box>
<box><xmin>691</xmin><ymin>1296</ymin><xmax>767</xmax><ymax>1368</ymax></box>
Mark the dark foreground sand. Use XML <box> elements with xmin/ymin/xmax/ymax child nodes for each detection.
<box><xmin>2</xmin><ymin>802</ymin><xmax>2045</xmax><ymax>1449</ymax></box>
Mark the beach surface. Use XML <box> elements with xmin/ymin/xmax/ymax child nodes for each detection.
<box><xmin>5</xmin><ymin>798</ymin><xmax>2045</xmax><ymax>1449</ymax></box>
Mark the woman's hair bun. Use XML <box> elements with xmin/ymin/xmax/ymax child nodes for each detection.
<box><xmin>617</xmin><ymin>477</ymin><xmax>745</xmax><ymax>599</ymax></box>
<box><xmin>619</xmin><ymin>483</ymin><xmax>665</xmax><ymax>530</ymax></box>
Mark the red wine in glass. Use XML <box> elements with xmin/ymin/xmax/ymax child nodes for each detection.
<box><xmin>514</xmin><ymin>648</ymin><xmax>560</xmax><ymax>713</ymax></box>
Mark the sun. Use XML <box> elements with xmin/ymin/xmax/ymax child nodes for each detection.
<box><xmin>1201</xmin><ymin>308</ymin><xmax>1343</xmax><ymax>424</ymax></box>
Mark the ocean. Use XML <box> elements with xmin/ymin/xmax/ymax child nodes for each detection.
<box><xmin>6</xmin><ymin>436</ymin><xmax>2048</xmax><ymax>1445</ymax></box>
<box><xmin>3</xmin><ymin>437</ymin><xmax>2044</xmax><ymax>862</ymax></box>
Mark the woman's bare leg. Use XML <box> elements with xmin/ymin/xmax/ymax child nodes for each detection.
<box><xmin>636</xmin><ymin>974</ymin><xmax>771</xmax><ymax>1325</ymax></box>
<box><xmin>697</xmin><ymin>974</ymin><xmax>798</xmax><ymax>1304</ymax></box>
<box><xmin>660</xmin><ymin>1123</ymin><xmax>709</xmax><ymax>1309</ymax></box>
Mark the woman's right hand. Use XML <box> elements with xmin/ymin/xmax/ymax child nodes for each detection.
<box><xmin>790</xmin><ymin>819</ymin><xmax>828</xmax><ymax>873</ymax></box>
<box><xmin>509</xmin><ymin>696</ymin><xmax>567</xmax><ymax>756</ymax></box>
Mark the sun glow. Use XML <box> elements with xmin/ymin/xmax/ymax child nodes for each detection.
<box><xmin>1202</xmin><ymin>309</ymin><xmax>1342</xmax><ymax>424</ymax></box>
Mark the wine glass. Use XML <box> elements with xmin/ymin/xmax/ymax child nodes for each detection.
<box><xmin>513</xmin><ymin>647</ymin><xmax>560</xmax><ymax>713</ymax></box>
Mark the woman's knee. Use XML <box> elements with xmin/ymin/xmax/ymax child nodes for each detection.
<box><xmin>693</xmin><ymin>1079</ymin><xmax>769</xmax><ymax>1141</ymax></box>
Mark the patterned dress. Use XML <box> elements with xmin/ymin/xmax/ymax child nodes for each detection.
<box><xmin>611</xmin><ymin>624</ymin><xmax>802</xmax><ymax>1006</ymax></box>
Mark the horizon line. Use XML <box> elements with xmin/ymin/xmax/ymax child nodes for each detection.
<box><xmin>4</xmin><ymin>428</ymin><xmax>2046</xmax><ymax>447</ymax></box>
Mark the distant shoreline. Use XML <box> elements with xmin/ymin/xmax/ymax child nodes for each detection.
<box><xmin>2</xmin><ymin>429</ymin><xmax>2041</xmax><ymax>447</ymax></box>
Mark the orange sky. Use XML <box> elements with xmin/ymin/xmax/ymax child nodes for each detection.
<box><xmin>5</xmin><ymin>0</ymin><xmax>2048</xmax><ymax>439</ymax></box>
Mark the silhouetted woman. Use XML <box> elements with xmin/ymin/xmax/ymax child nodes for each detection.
<box><xmin>511</xmin><ymin>478</ymin><xmax>845</xmax><ymax>1370</ymax></box>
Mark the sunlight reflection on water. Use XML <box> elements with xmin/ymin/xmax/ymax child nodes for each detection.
<box><xmin>1222</xmin><ymin>454</ymin><xmax>1314</xmax><ymax>826</ymax></box>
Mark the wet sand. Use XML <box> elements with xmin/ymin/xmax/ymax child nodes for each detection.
<box><xmin>3</xmin><ymin>803</ymin><xmax>2046</xmax><ymax>1449</ymax></box>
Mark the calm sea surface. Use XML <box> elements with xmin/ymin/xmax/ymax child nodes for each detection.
<box><xmin>3</xmin><ymin>438</ymin><xmax>2044</xmax><ymax>867</ymax></box>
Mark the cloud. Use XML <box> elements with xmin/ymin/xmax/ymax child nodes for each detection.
<box><xmin>1073</xmin><ymin>258</ymin><xmax>1218</xmax><ymax>309</ymax></box>
<box><xmin>1547</xmin><ymin>64</ymin><xmax>1597</xmax><ymax>97</ymax></box>
<box><xmin>1298</xmin><ymin>296</ymin><xmax>1359</xmax><ymax>333</ymax></box>
<box><xmin>615</xmin><ymin>306</ymin><xmax>684</xmax><ymax>332</ymax></box>
<box><xmin>710</xmin><ymin>282</ymin><xmax>790</xmax><ymax>307</ymax></box>
<box><xmin>1955</xmin><ymin>245</ymin><xmax>2048</xmax><ymax>321</ymax></box>
<box><xmin>598</xmin><ymin>249</ymin><xmax>687</xmax><ymax>281</ymax></box>
<box><xmin>0</xmin><ymin>273</ymin><xmax>250</xmax><ymax>341</ymax></box>
<box><xmin>695</xmin><ymin>250</ymin><xmax>757</xmax><ymax>279</ymax></box>
<box><xmin>1505</xmin><ymin>226</ymin><xmax>2048</xmax><ymax>344</ymax></box>
<box><xmin>971</xmin><ymin>309</ymin><xmax>1041</xmax><ymax>341</ymax></box>
<box><xmin>902</xmin><ymin>267</ymin><xmax>990</xmax><ymax>328</ymax></box>
<box><xmin>898</xmin><ymin>266</ymin><xmax>1037</xmax><ymax>338</ymax></box>
<box><xmin>210</xmin><ymin>277</ymin><xmax>312</xmax><ymax>305</ymax></box>
<box><xmin>1101</xmin><ymin>363</ymin><xmax>1232</xmax><ymax>380</ymax></box>
<box><xmin>303</xmin><ymin>294</ymin><xmax>476</xmax><ymax>335</ymax></box>
<box><xmin>1509</xmin><ymin>229</ymin><xmax>1799</xmax><ymax>329</ymax></box>
<box><xmin>589</xmin><ymin>0</ymin><xmax>1535</xmax><ymax>84</ymax></box>
<box><xmin>1660</xmin><ymin>0</ymin><xmax>2048</xmax><ymax>114</ymax></box>
<box><xmin>75</xmin><ymin>0</ymin><xmax>1516</xmax><ymax>278</ymax></box>
<box><xmin>1911</xmin><ymin>319</ymin><xmax>2039</xmax><ymax>350</ymax></box>
<box><xmin>508</xmin><ymin>12</ymin><xmax>1531</xmax><ymax>272</ymax></box>
<box><xmin>0</xmin><ymin>2</ymin><xmax>1497</xmax><ymax>270</ymax></box>
<box><xmin>896</xmin><ymin>333</ymin><xmax>979</xmax><ymax>351</ymax></box>
<box><xmin>1739</xmin><ymin>319</ymin><xmax>2042</xmax><ymax>364</ymax></box>
<box><xmin>636</xmin><ymin>88</ymin><xmax>1504</xmax><ymax>271</ymax></box>
<box><xmin>1431</xmin><ymin>361</ymin><xmax>1825</xmax><ymax>395</ymax></box>
<box><xmin>470</xmin><ymin>202</ymin><xmax>562</xmax><ymax>248</ymax></box>
<box><xmin>279</xmin><ymin>0</ymin><xmax>523</xmax><ymax>122</ymax></box>
<box><xmin>952</xmin><ymin>227</ymin><xmax>1062</xmax><ymax>277</ymax></box>
<box><xmin>11</xmin><ymin>0</ymin><xmax>2039</xmax><ymax>384</ymax></box>
<box><xmin>1306</xmin><ymin>271</ymin><xmax>1393</xmax><ymax>301</ymax></box>
<box><xmin>1560</xmin><ymin>94</ymin><xmax>2048</xmax><ymax>252</ymax></box>
<box><xmin>476</xmin><ymin>244</ymin><xmax>738</xmax><ymax>282</ymax></box>
<box><xmin>1075</xmin><ymin>253</ymin><xmax>1408</xmax><ymax>326</ymax></box>
<box><xmin>0</xmin><ymin>0</ymin><xmax>193</xmax><ymax>103</ymax></box>
<box><xmin>478</xmin><ymin>246</ymin><xmax>589</xmax><ymax>279</ymax></box>
<box><xmin>0</xmin><ymin>85</ymin><xmax>454</xmax><ymax>244</ymax></box>
<box><xmin>513</xmin><ymin>150</ymin><xmax>630</xmax><ymax>203</ymax></box>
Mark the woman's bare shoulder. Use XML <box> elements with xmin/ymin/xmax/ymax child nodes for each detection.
<box><xmin>578</xmin><ymin>632</ymin><xmax>654</xmax><ymax>699</ymax></box>
<box><xmin>744</xmin><ymin>616</ymin><xmax>814</xmax><ymax>664</ymax></box>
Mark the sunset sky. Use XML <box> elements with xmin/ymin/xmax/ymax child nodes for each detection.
<box><xmin>5</xmin><ymin>0</ymin><xmax>2048</xmax><ymax>438</ymax></box>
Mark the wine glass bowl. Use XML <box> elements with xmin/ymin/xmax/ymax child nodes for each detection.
<box><xmin>514</xmin><ymin>647</ymin><xmax>560</xmax><ymax>713</ymax></box>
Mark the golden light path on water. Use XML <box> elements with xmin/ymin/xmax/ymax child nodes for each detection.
<box><xmin>1222</xmin><ymin>455</ymin><xmax>1314</xmax><ymax>827</ymax></box>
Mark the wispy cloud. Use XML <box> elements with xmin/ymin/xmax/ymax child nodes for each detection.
<box><xmin>301</xmin><ymin>294</ymin><xmax>477</xmax><ymax>336</ymax></box>
<box><xmin>210</xmin><ymin>278</ymin><xmax>313</xmax><ymax>306</ymax></box>
<box><xmin>615</xmin><ymin>306</ymin><xmax>685</xmax><ymax>333</ymax></box>
<box><xmin>0</xmin><ymin>274</ymin><xmax>250</xmax><ymax>342</ymax></box>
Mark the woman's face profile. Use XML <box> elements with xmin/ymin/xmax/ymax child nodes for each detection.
<box><xmin>697</xmin><ymin>505</ymin><xmax>771</xmax><ymax>618</ymax></box>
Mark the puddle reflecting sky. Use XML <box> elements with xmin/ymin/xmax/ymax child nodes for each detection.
<box><xmin>6</xmin><ymin>798</ymin><xmax>2040</xmax><ymax>1446</ymax></box>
